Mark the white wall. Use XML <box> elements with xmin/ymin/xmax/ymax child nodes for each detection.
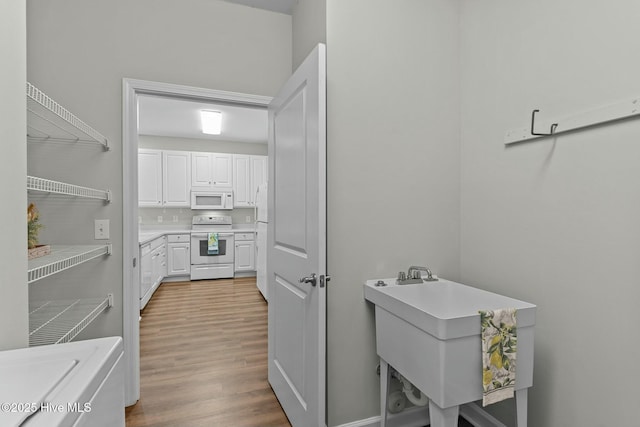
<box><xmin>27</xmin><ymin>0</ymin><xmax>291</xmax><ymax>339</ymax></box>
<box><xmin>292</xmin><ymin>0</ymin><xmax>326</xmax><ymax>70</ymax></box>
<box><xmin>460</xmin><ymin>0</ymin><xmax>640</xmax><ymax>425</ymax></box>
<box><xmin>0</xmin><ymin>0</ymin><xmax>28</xmax><ymax>350</ymax></box>
<box><xmin>326</xmin><ymin>1</ymin><xmax>461</xmax><ymax>424</ymax></box>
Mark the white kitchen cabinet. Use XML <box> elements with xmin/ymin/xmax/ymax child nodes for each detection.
<box><xmin>139</xmin><ymin>150</ymin><xmax>191</xmax><ymax>207</ymax></box>
<box><xmin>234</xmin><ymin>232</ymin><xmax>255</xmax><ymax>272</ymax></box>
<box><xmin>140</xmin><ymin>235</ymin><xmax>166</xmax><ymax>310</ymax></box>
<box><xmin>250</xmin><ymin>155</ymin><xmax>268</xmax><ymax>197</ymax></box>
<box><xmin>233</xmin><ymin>155</ymin><xmax>267</xmax><ymax>207</ymax></box>
<box><xmin>233</xmin><ymin>155</ymin><xmax>252</xmax><ymax>207</ymax></box>
<box><xmin>191</xmin><ymin>152</ymin><xmax>233</xmax><ymax>189</ymax></box>
<box><xmin>162</xmin><ymin>151</ymin><xmax>191</xmax><ymax>207</ymax></box>
<box><xmin>167</xmin><ymin>234</ymin><xmax>190</xmax><ymax>276</ymax></box>
<box><xmin>138</xmin><ymin>149</ymin><xmax>163</xmax><ymax>207</ymax></box>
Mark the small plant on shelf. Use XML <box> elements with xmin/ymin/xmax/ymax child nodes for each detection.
<box><xmin>27</xmin><ymin>203</ymin><xmax>49</xmax><ymax>259</ymax></box>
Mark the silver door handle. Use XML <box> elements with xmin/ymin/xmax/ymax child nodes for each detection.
<box><xmin>299</xmin><ymin>273</ymin><xmax>317</xmax><ymax>287</ymax></box>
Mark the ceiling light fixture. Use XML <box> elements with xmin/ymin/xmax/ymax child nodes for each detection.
<box><xmin>200</xmin><ymin>110</ymin><xmax>222</xmax><ymax>135</ymax></box>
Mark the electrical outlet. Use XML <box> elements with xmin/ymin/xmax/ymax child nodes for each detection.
<box><xmin>95</xmin><ymin>219</ymin><xmax>110</xmax><ymax>240</ymax></box>
<box><xmin>157</xmin><ymin>215</ymin><xmax>163</xmax><ymax>223</ymax></box>
<box><xmin>172</xmin><ymin>215</ymin><xmax>178</xmax><ymax>222</ymax></box>
<box><xmin>246</xmin><ymin>215</ymin><xmax>251</xmax><ymax>223</ymax></box>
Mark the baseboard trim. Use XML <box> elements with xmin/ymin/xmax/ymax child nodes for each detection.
<box><xmin>333</xmin><ymin>402</ymin><xmax>508</xmax><ymax>427</ymax></box>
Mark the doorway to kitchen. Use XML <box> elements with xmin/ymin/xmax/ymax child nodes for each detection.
<box><xmin>122</xmin><ymin>78</ymin><xmax>272</xmax><ymax>406</ymax></box>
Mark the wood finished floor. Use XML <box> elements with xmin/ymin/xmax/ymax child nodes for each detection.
<box><xmin>125</xmin><ymin>277</ymin><xmax>291</xmax><ymax>427</ymax></box>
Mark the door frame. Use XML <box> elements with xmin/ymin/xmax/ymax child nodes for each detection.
<box><xmin>122</xmin><ymin>78</ymin><xmax>271</xmax><ymax>405</ymax></box>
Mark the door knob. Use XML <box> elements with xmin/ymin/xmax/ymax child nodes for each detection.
<box><xmin>299</xmin><ymin>273</ymin><xmax>317</xmax><ymax>287</ymax></box>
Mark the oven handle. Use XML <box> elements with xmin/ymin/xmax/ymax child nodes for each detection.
<box><xmin>191</xmin><ymin>233</ymin><xmax>234</xmax><ymax>238</ymax></box>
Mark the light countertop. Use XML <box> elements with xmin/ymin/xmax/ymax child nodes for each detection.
<box><xmin>139</xmin><ymin>224</ymin><xmax>256</xmax><ymax>245</ymax></box>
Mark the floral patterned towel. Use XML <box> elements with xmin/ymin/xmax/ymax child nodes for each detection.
<box><xmin>479</xmin><ymin>308</ymin><xmax>517</xmax><ymax>406</ymax></box>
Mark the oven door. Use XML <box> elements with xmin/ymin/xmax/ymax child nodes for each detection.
<box><xmin>190</xmin><ymin>232</ymin><xmax>235</xmax><ymax>265</ymax></box>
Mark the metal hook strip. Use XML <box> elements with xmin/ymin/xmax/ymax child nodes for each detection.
<box><xmin>531</xmin><ymin>109</ymin><xmax>558</xmax><ymax>136</ymax></box>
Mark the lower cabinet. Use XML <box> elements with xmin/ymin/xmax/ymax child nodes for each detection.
<box><xmin>234</xmin><ymin>232</ymin><xmax>255</xmax><ymax>272</ymax></box>
<box><xmin>140</xmin><ymin>236</ymin><xmax>166</xmax><ymax>309</ymax></box>
<box><xmin>167</xmin><ymin>234</ymin><xmax>191</xmax><ymax>276</ymax></box>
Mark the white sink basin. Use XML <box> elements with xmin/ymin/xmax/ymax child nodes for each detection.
<box><xmin>364</xmin><ymin>278</ymin><xmax>536</xmax><ymax>340</ymax></box>
<box><xmin>364</xmin><ymin>277</ymin><xmax>536</xmax><ymax>422</ymax></box>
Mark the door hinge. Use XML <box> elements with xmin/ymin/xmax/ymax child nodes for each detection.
<box><xmin>133</xmin><ymin>257</ymin><xmax>137</xmax><ymax>268</ymax></box>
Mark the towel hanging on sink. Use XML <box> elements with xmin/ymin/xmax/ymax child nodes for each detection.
<box><xmin>207</xmin><ymin>232</ymin><xmax>219</xmax><ymax>255</ymax></box>
<box><xmin>479</xmin><ymin>308</ymin><xmax>517</xmax><ymax>406</ymax></box>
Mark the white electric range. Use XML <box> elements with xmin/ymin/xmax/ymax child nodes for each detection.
<box><xmin>190</xmin><ymin>215</ymin><xmax>235</xmax><ymax>280</ymax></box>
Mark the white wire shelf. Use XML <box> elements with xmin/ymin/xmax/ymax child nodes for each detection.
<box><xmin>26</xmin><ymin>82</ymin><xmax>109</xmax><ymax>150</ymax></box>
<box><xmin>27</xmin><ymin>176</ymin><xmax>111</xmax><ymax>202</ymax></box>
<box><xmin>29</xmin><ymin>295</ymin><xmax>113</xmax><ymax>346</ymax></box>
<box><xmin>28</xmin><ymin>244</ymin><xmax>112</xmax><ymax>284</ymax></box>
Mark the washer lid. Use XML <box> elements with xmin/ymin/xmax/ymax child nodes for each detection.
<box><xmin>0</xmin><ymin>358</ymin><xmax>77</xmax><ymax>427</ymax></box>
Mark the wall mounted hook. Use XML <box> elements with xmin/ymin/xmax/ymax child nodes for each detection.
<box><xmin>531</xmin><ymin>109</ymin><xmax>558</xmax><ymax>136</ymax></box>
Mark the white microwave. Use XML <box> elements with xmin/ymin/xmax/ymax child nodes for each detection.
<box><xmin>191</xmin><ymin>191</ymin><xmax>234</xmax><ymax>210</ymax></box>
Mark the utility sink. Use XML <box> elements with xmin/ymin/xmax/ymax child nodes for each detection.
<box><xmin>364</xmin><ymin>278</ymin><xmax>536</xmax><ymax>427</ymax></box>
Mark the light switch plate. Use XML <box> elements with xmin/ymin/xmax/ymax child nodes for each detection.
<box><xmin>95</xmin><ymin>219</ymin><xmax>110</xmax><ymax>240</ymax></box>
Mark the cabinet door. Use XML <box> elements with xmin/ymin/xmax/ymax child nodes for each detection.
<box><xmin>138</xmin><ymin>149</ymin><xmax>162</xmax><ymax>206</ymax></box>
<box><xmin>250</xmin><ymin>155</ymin><xmax>268</xmax><ymax>204</ymax></box>
<box><xmin>163</xmin><ymin>151</ymin><xmax>191</xmax><ymax>207</ymax></box>
<box><xmin>233</xmin><ymin>155</ymin><xmax>252</xmax><ymax>207</ymax></box>
<box><xmin>211</xmin><ymin>153</ymin><xmax>233</xmax><ymax>188</ymax></box>
<box><xmin>191</xmin><ymin>152</ymin><xmax>213</xmax><ymax>188</ymax></box>
<box><xmin>167</xmin><ymin>243</ymin><xmax>190</xmax><ymax>276</ymax></box>
<box><xmin>140</xmin><ymin>245</ymin><xmax>153</xmax><ymax>300</ymax></box>
<box><xmin>234</xmin><ymin>240</ymin><xmax>255</xmax><ymax>271</ymax></box>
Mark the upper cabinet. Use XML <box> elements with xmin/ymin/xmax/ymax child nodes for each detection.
<box><xmin>191</xmin><ymin>152</ymin><xmax>233</xmax><ymax>190</ymax></box>
<box><xmin>139</xmin><ymin>149</ymin><xmax>191</xmax><ymax>207</ymax></box>
<box><xmin>162</xmin><ymin>151</ymin><xmax>191</xmax><ymax>207</ymax></box>
<box><xmin>233</xmin><ymin>155</ymin><xmax>251</xmax><ymax>207</ymax></box>
<box><xmin>251</xmin><ymin>155</ymin><xmax>268</xmax><ymax>195</ymax></box>
<box><xmin>138</xmin><ymin>149</ymin><xmax>163</xmax><ymax>206</ymax></box>
<box><xmin>233</xmin><ymin>155</ymin><xmax>267</xmax><ymax>207</ymax></box>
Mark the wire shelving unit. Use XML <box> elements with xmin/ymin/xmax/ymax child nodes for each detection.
<box><xmin>28</xmin><ymin>245</ymin><xmax>112</xmax><ymax>284</ymax></box>
<box><xmin>29</xmin><ymin>295</ymin><xmax>113</xmax><ymax>346</ymax></box>
<box><xmin>26</xmin><ymin>82</ymin><xmax>114</xmax><ymax>347</ymax></box>
<box><xmin>26</xmin><ymin>82</ymin><xmax>109</xmax><ymax>150</ymax></box>
<box><xmin>27</xmin><ymin>176</ymin><xmax>111</xmax><ymax>202</ymax></box>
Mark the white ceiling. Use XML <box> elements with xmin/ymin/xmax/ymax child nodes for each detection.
<box><xmin>221</xmin><ymin>0</ymin><xmax>297</xmax><ymax>15</ymax></box>
<box><xmin>138</xmin><ymin>95</ymin><xmax>268</xmax><ymax>144</ymax></box>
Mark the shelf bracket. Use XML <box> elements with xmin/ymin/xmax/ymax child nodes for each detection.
<box><xmin>530</xmin><ymin>109</ymin><xmax>558</xmax><ymax>136</ymax></box>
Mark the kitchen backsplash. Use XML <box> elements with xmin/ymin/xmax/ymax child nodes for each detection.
<box><xmin>139</xmin><ymin>207</ymin><xmax>255</xmax><ymax>226</ymax></box>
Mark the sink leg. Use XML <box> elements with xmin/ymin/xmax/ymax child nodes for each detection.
<box><xmin>516</xmin><ymin>388</ymin><xmax>528</xmax><ymax>427</ymax></box>
<box><xmin>380</xmin><ymin>358</ymin><xmax>390</xmax><ymax>427</ymax></box>
<box><xmin>428</xmin><ymin>400</ymin><xmax>459</xmax><ymax>427</ymax></box>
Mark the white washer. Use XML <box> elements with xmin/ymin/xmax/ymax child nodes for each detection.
<box><xmin>0</xmin><ymin>337</ymin><xmax>124</xmax><ymax>427</ymax></box>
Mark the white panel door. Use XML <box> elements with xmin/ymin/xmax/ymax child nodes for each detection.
<box><xmin>162</xmin><ymin>151</ymin><xmax>191</xmax><ymax>207</ymax></box>
<box><xmin>267</xmin><ymin>43</ymin><xmax>326</xmax><ymax>427</ymax></box>
<box><xmin>138</xmin><ymin>149</ymin><xmax>162</xmax><ymax>207</ymax></box>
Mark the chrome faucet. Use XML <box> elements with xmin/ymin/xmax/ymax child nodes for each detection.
<box><xmin>407</xmin><ymin>265</ymin><xmax>438</xmax><ymax>282</ymax></box>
